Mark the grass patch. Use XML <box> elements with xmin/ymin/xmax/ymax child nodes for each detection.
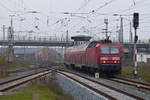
<box><xmin>0</xmin><ymin>84</ymin><xmax>57</xmax><ymax>100</ymax></box>
<box><xmin>120</xmin><ymin>67</ymin><xmax>134</xmax><ymax>78</ymax></box>
<box><xmin>7</xmin><ymin>64</ymin><xmax>31</xmax><ymax>72</ymax></box>
<box><xmin>0</xmin><ymin>79</ymin><xmax>74</xmax><ymax>100</ymax></box>
<box><xmin>0</xmin><ymin>66</ymin><xmax>9</xmax><ymax>78</ymax></box>
<box><xmin>0</xmin><ymin>63</ymin><xmax>31</xmax><ymax>78</ymax></box>
<box><xmin>120</xmin><ymin>63</ymin><xmax>150</xmax><ymax>83</ymax></box>
<box><xmin>140</xmin><ymin>70</ymin><xmax>150</xmax><ymax>83</ymax></box>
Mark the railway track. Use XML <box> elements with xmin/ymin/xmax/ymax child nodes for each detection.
<box><xmin>108</xmin><ymin>77</ymin><xmax>150</xmax><ymax>92</ymax></box>
<box><xmin>0</xmin><ymin>69</ymin><xmax>51</xmax><ymax>92</ymax></box>
<box><xmin>62</xmin><ymin>67</ymin><xmax>150</xmax><ymax>92</ymax></box>
<box><xmin>57</xmin><ymin>69</ymin><xmax>145</xmax><ymax>100</ymax></box>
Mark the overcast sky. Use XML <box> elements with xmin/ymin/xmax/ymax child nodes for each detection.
<box><xmin>0</xmin><ymin>0</ymin><xmax>150</xmax><ymax>41</ymax></box>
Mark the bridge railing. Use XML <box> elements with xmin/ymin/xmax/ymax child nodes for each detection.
<box><xmin>0</xmin><ymin>37</ymin><xmax>73</xmax><ymax>42</ymax></box>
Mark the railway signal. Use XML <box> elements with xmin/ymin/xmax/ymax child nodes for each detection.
<box><xmin>133</xmin><ymin>12</ymin><xmax>139</xmax><ymax>78</ymax></box>
<box><xmin>133</xmin><ymin>13</ymin><xmax>139</xmax><ymax>29</ymax></box>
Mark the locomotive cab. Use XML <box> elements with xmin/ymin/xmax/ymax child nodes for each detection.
<box><xmin>98</xmin><ymin>44</ymin><xmax>122</xmax><ymax>75</ymax></box>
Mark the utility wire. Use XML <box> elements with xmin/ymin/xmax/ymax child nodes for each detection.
<box><xmin>53</xmin><ymin>0</ymin><xmax>95</xmax><ymax>34</ymax></box>
<box><xmin>93</xmin><ymin>0</ymin><xmax>117</xmax><ymax>12</ymax></box>
<box><xmin>75</xmin><ymin>0</ymin><xmax>93</xmax><ymax>12</ymax></box>
<box><xmin>119</xmin><ymin>0</ymin><xmax>148</xmax><ymax>13</ymax></box>
<box><xmin>0</xmin><ymin>1</ymin><xmax>13</xmax><ymax>12</ymax></box>
<box><xmin>48</xmin><ymin>0</ymin><xmax>117</xmax><ymax>35</ymax></box>
<box><xmin>106</xmin><ymin>0</ymin><xmax>148</xmax><ymax>14</ymax></box>
<box><xmin>4</xmin><ymin>0</ymin><xmax>22</xmax><ymax>12</ymax></box>
<box><xmin>0</xmin><ymin>1</ymin><xmax>37</xmax><ymax>32</ymax></box>
<box><xmin>68</xmin><ymin>0</ymin><xmax>118</xmax><ymax>32</ymax></box>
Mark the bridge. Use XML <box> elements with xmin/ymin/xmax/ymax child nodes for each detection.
<box><xmin>0</xmin><ymin>40</ymin><xmax>73</xmax><ymax>47</ymax></box>
<box><xmin>0</xmin><ymin>40</ymin><xmax>150</xmax><ymax>48</ymax></box>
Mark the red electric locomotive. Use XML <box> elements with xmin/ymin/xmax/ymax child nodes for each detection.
<box><xmin>64</xmin><ymin>41</ymin><xmax>122</xmax><ymax>76</ymax></box>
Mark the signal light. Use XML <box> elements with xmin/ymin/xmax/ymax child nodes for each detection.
<box><xmin>114</xmin><ymin>60</ymin><xmax>117</xmax><ymax>64</ymax></box>
<box><xmin>103</xmin><ymin>60</ymin><xmax>106</xmax><ymax>64</ymax></box>
<box><xmin>135</xmin><ymin>35</ymin><xmax>138</xmax><ymax>43</ymax></box>
<box><xmin>133</xmin><ymin>13</ymin><xmax>139</xmax><ymax>29</ymax></box>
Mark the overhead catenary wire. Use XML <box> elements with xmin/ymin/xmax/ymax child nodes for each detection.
<box><xmin>0</xmin><ymin>0</ymin><xmax>149</xmax><ymax>41</ymax></box>
<box><xmin>63</xmin><ymin>2</ymin><xmax>150</xmax><ymax>32</ymax></box>
<box><xmin>20</xmin><ymin>0</ymin><xmax>64</xmax><ymax>32</ymax></box>
<box><xmin>113</xmin><ymin>0</ymin><xmax>149</xmax><ymax>14</ymax></box>
<box><xmin>0</xmin><ymin>0</ymin><xmax>44</xmax><ymax>32</ymax></box>
<box><xmin>61</xmin><ymin>2</ymin><xmax>149</xmax><ymax>34</ymax></box>
<box><xmin>3</xmin><ymin>0</ymin><xmax>23</xmax><ymax>12</ymax></box>
<box><xmin>66</xmin><ymin>0</ymin><xmax>120</xmax><ymax>34</ymax></box>
<box><xmin>52</xmin><ymin>0</ymin><xmax>118</xmax><ymax>36</ymax></box>
<box><xmin>0</xmin><ymin>1</ymin><xmax>13</xmax><ymax>12</ymax></box>
<box><xmin>122</xmin><ymin>0</ymin><xmax>147</xmax><ymax>12</ymax></box>
<box><xmin>93</xmin><ymin>0</ymin><xmax>117</xmax><ymax>12</ymax></box>
<box><xmin>74</xmin><ymin>0</ymin><xmax>94</xmax><ymax>12</ymax></box>
<box><xmin>43</xmin><ymin>0</ymin><xmax>120</xmax><ymax>37</ymax></box>
<box><xmin>1</xmin><ymin>0</ymin><xmax>47</xmax><ymax>31</ymax></box>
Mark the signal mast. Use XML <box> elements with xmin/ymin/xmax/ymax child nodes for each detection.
<box><xmin>102</xmin><ymin>19</ymin><xmax>112</xmax><ymax>43</ymax></box>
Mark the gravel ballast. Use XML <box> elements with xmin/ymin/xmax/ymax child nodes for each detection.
<box><xmin>56</xmin><ymin>74</ymin><xmax>108</xmax><ymax>100</ymax></box>
<box><xmin>91</xmin><ymin>77</ymin><xmax>150</xmax><ymax>100</ymax></box>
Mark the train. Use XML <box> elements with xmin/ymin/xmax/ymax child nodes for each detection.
<box><xmin>64</xmin><ymin>41</ymin><xmax>122</xmax><ymax>76</ymax></box>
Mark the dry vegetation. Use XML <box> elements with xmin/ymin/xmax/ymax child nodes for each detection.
<box><xmin>0</xmin><ymin>56</ymin><xmax>31</xmax><ymax>78</ymax></box>
<box><xmin>0</xmin><ymin>56</ymin><xmax>8</xmax><ymax>78</ymax></box>
<box><xmin>121</xmin><ymin>61</ymin><xmax>150</xmax><ymax>83</ymax></box>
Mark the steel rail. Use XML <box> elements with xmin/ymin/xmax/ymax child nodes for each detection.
<box><xmin>110</xmin><ymin>77</ymin><xmax>150</xmax><ymax>91</ymax></box>
<box><xmin>115</xmin><ymin>77</ymin><xmax>150</xmax><ymax>86</ymax></box>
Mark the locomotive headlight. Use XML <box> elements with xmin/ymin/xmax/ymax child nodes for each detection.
<box><xmin>112</xmin><ymin>57</ymin><xmax>120</xmax><ymax>60</ymax></box>
<box><xmin>100</xmin><ymin>57</ymin><xmax>109</xmax><ymax>60</ymax></box>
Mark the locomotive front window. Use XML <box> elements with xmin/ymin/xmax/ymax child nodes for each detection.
<box><xmin>111</xmin><ymin>47</ymin><xmax>120</xmax><ymax>54</ymax></box>
<box><xmin>100</xmin><ymin>47</ymin><xmax>120</xmax><ymax>54</ymax></box>
<box><xmin>100</xmin><ymin>47</ymin><xmax>109</xmax><ymax>54</ymax></box>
